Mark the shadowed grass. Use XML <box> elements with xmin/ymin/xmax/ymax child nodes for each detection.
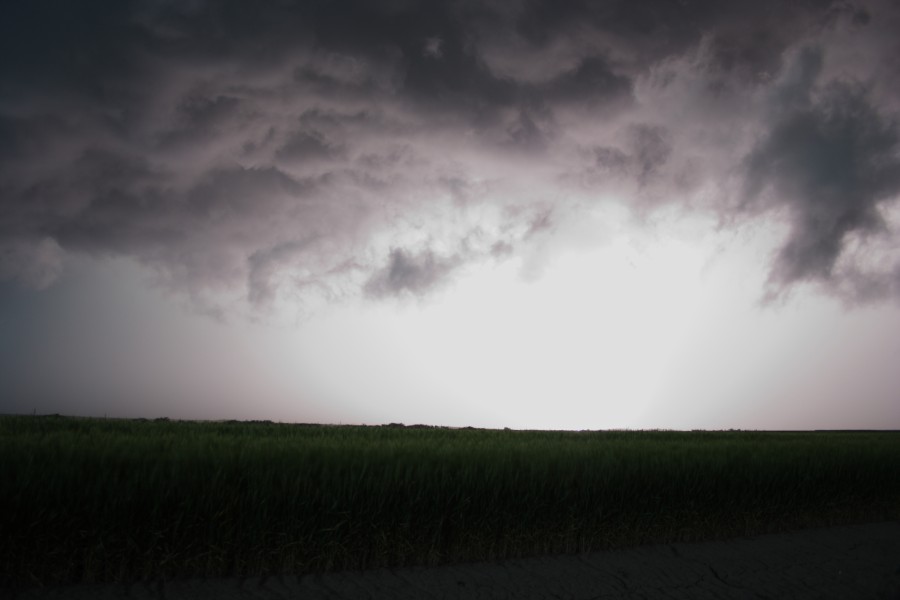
<box><xmin>1</xmin><ymin>415</ymin><xmax>898</xmax><ymax>589</ymax></box>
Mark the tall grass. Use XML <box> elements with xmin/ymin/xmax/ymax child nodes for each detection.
<box><xmin>2</xmin><ymin>415</ymin><xmax>898</xmax><ymax>588</ymax></box>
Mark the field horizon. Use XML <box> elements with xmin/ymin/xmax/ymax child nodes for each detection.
<box><xmin>4</xmin><ymin>412</ymin><xmax>899</xmax><ymax>434</ymax></box>
<box><xmin>3</xmin><ymin>414</ymin><xmax>899</xmax><ymax>590</ymax></box>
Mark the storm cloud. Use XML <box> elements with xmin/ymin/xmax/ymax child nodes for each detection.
<box><xmin>2</xmin><ymin>0</ymin><xmax>900</xmax><ymax>316</ymax></box>
<box><xmin>744</xmin><ymin>54</ymin><xmax>900</xmax><ymax>290</ymax></box>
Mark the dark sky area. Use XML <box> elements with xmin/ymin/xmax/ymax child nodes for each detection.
<box><xmin>1</xmin><ymin>0</ymin><xmax>899</xmax><ymax>429</ymax></box>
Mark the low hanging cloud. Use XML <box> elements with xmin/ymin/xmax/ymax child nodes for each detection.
<box><xmin>364</xmin><ymin>248</ymin><xmax>463</xmax><ymax>299</ymax></box>
<box><xmin>2</xmin><ymin>0</ymin><xmax>900</xmax><ymax>315</ymax></box>
<box><xmin>742</xmin><ymin>45</ymin><xmax>900</xmax><ymax>297</ymax></box>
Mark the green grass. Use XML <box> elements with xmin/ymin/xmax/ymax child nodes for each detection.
<box><xmin>2</xmin><ymin>415</ymin><xmax>899</xmax><ymax>589</ymax></box>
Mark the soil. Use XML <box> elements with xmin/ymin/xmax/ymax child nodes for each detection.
<box><xmin>13</xmin><ymin>520</ymin><xmax>900</xmax><ymax>599</ymax></box>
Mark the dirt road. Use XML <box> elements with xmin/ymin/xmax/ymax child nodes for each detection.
<box><xmin>14</xmin><ymin>521</ymin><xmax>900</xmax><ymax>599</ymax></box>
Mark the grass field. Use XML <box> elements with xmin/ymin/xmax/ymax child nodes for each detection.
<box><xmin>2</xmin><ymin>415</ymin><xmax>899</xmax><ymax>589</ymax></box>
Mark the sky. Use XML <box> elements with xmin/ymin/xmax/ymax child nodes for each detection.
<box><xmin>2</xmin><ymin>0</ymin><xmax>900</xmax><ymax>430</ymax></box>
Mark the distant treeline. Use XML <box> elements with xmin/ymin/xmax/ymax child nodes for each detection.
<box><xmin>2</xmin><ymin>415</ymin><xmax>898</xmax><ymax>590</ymax></box>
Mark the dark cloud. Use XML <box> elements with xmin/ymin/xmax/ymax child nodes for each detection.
<box><xmin>1</xmin><ymin>0</ymin><xmax>900</xmax><ymax>313</ymax></box>
<box><xmin>513</xmin><ymin>0</ymin><xmax>717</xmax><ymax>53</ymax></box>
<box><xmin>160</xmin><ymin>95</ymin><xmax>245</xmax><ymax>150</ymax></box>
<box><xmin>364</xmin><ymin>248</ymin><xmax>462</xmax><ymax>299</ymax></box>
<box><xmin>743</xmin><ymin>48</ymin><xmax>900</xmax><ymax>292</ymax></box>
<box><xmin>581</xmin><ymin>124</ymin><xmax>670</xmax><ymax>187</ymax></box>
<box><xmin>276</xmin><ymin>131</ymin><xmax>343</xmax><ymax>163</ymax></box>
<box><xmin>543</xmin><ymin>56</ymin><xmax>633</xmax><ymax>108</ymax></box>
<box><xmin>246</xmin><ymin>240</ymin><xmax>314</xmax><ymax>309</ymax></box>
<box><xmin>629</xmin><ymin>125</ymin><xmax>672</xmax><ymax>185</ymax></box>
<box><xmin>592</xmin><ymin>146</ymin><xmax>631</xmax><ymax>175</ymax></box>
<box><xmin>501</xmin><ymin>109</ymin><xmax>553</xmax><ymax>152</ymax></box>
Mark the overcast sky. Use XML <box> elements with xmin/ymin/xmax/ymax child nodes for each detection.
<box><xmin>2</xmin><ymin>0</ymin><xmax>900</xmax><ymax>429</ymax></box>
